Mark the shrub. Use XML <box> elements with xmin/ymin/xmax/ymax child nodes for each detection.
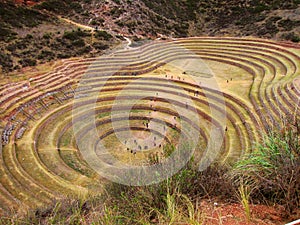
<box><xmin>282</xmin><ymin>32</ymin><xmax>300</xmax><ymax>42</ymax></box>
<box><xmin>90</xmin><ymin>20</ymin><xmax>98</xmax><ymax>26</ymax></box>
<box><xmin>34</xmin><ymin>0</ymin><xmax>70</xmax><ymax>14</ymax></box>
<box><xmin>92</xmin><ymin>42</ymin><xmax>109</xmax><ymax>50</ymax></box>
<box><xmin>102</xmin><ymin>150</ymin><xmax>235</xmax><ymax>224</ymax></box>
<box><xmin>232</xmin><ymin>121</ymin><xmax>300</xmax><ymax>214</ymax></box>
<box><xmin>19</xmin><ymin>58</ymin><xmax>37</xmax><ymax>67</ymax></box>
<box><xmin>43</xmin><ymin>33</ymin><xmax>52</xmax><ymax>39</ymax></box>
<box><xmin>63</xmin><ymin>30</ymin><xmax>89</xmax><ymax>41</ymax></box>
<box><xmin>250</xmin><ymin>4</ymin><xmax>270</xmax><ymax>13</ymax></box>
<box><xmin>37</xmin><ymin>50</ymin><xmax>55</xmax><ymax>60</ymax></box>
<box><xmin>0</xmin><ymin>27</ymin><xmax>16</xmax><ymax>41</ymax></box>
<box><xmin>94</xmin><ymin>30</ymin><xmax>112</xmax><ymax>41</ymax></box>
<box><xmin>57</xmin><ymin>53</ymin><xmax>71</xmax><ymax>59</ymax></box>
<box><xmin>0</xmin><ymin>52</ymin><xmax>13</xmax><ymax>73</ymax></box>
<box><xmin>6</xmin><ymin>43</ymin><xmax>17</xmax><ymax>52</ymax></box>
<box><xmin>76</xmin><ymin>46</ymin><xmax>92</xmax><ymax>55</ymax></box>
<box><xmin>278</xmin><ymin>19</ymin><xmax>300</xmax><ymax>31</ymax></box>
<box><xmin>291</xmin><ymin>35</ymin><xmax>300</xmax><ymax>43</ymax></box>
<box><xmin>25</xmin><ymin>34</ymin><xmax>33</xmax><ymax>39</ymax></box>
<box><xmin>0</xmin><ymin>2</ymin><xmax>50</xmax><ymax>28</ymax></box>
<box><xmin>72</xmin><ymin>38</ymin><xmax>85</xmax><ymax>47</ymax></box>
<box><xmin>69</xmin><ymin>2</ymin><xmax>82</xmax><ymax>13</ymax></box>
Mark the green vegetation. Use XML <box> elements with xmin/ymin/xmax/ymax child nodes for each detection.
<box><xmin>232</xmin><ymin>121</ymin><xmax>300</xmax><ymax>214</ymax></box>
<box><xmin>0</xmin><ymin>24</ymin><xmax>116</xmax><ymax>72</ymax></box>
<box><xmin>34</xmin><ymin>0</ymin><xmax>83</xmax><ymax>15</ymax></box>
<box><xmin>2</xmin><ymin>119</ymin><xmax>299</xmax><ymax>223</ymax></box>
<box><xmin>0</xmin><ymin>52</ymin><xmax>13</xmax><ymax>73</ymax></box>
<box><xmin>282</xmin><ymin>32</ymin><xmax>300</xmax><ymax>42</ymax></box>
<box><xmin>0</xmin><ymin>1</ymin><xmax>50</xmax><ymax>28</ymax></box>
<box><xmin>1</xmin><ymin>0</ymin><xmax>300</xmax><ymax>72</ymax></box>
<box><xmin>238</xmin><ymin>183</ymin><xmax>252</xmax><ymax>222</ymax></box>
<box><xmin>0</xmin><ymin>1</ymin><xmax>118</xmax><ymax>73</ymax></box>
<box><xmin>1</xmin><ymin>27</ymin><xmax>111</xmax><ymax>72</ymax></box>
<box><xmin>143</xmin><ymin>0</ymin><xmax>300</xmax><ymax>37</ymax></box>
<box><xmin>97</xmin><ymin>163</ymin><xmax>233</xmax><ymax>224</ymax></box>
<box><xmin>94</xmin><ymin>30</ymin><xmax>113</xmax><ymax>41</ymax></box>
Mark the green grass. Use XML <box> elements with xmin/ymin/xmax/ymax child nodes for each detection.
<box><xmin>232</xmin><ymin>121</ymin><xmax>300</xmax><ymax>214</ymax></box>
<box><xmin>238</xmin><ymin>182</ymin><xmax>252</xmax><ymax>222</ymax></box>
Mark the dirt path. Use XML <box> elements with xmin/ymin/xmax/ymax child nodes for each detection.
<box><xmin>59</xmin><ymin>17</ymin><xmax>133</xmax><ymax>50</ymax></box>
<box><xmin>123</xmin><ymin>36</ymin><xmax>132</xmax><ymax>49</ymax></box>
<box><xmin>59</xmin><ymin>17</ymin><xmax>95</xmax><ymax>31</ymax></box>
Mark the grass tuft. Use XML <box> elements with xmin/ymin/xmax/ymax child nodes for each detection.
<box><xmin>232</xmin><ymin>121</ymin><xmax>300</xmax><ymax>215</ymax></box>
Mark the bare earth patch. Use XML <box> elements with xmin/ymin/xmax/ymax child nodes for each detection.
<box><xmin>199</xmin><ymin>200</ymin><xmax>285</xmax><ymax>225</ymax></box>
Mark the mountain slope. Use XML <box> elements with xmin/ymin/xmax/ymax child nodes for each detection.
<box><xmin>1</xmin><ymin>0</ymin><xmax>300</xmax><ymax>73</ymax></box>
<box><xmin>32</xmin><ymin>0</ymin><xmax>300</xmax><ymax>40</ymax></box>
<box><xmin>0</xmin><ymin>1</ymin><xmax>119</xmax><ymax>73</ymax></box>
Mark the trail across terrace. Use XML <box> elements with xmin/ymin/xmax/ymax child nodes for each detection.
<box><xmin>0</xmin><ymin>37</ymin><xmax>300</xmax><ymax>212</ymax></box>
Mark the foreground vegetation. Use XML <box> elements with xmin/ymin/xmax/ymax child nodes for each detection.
<box><xmin>1</xmin><ymin>122</ymin><xmax>299</xmax><ymax>224</ymax></box>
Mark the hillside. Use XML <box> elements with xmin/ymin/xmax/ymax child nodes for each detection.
<box><xmin>30</xmin><ymin>0</ymin><xmax>300</xmax><ymax>39</ymax></box>
<box><xmin>0</xmin><ymin>0</ymin><xmax>119</xmax><ymax>73</ymax></box>
<box><xmin>0</xmin><ymin>0</ymin><xmax>300</xmax><ymax>73</ymax></box>
<box><xmin>142</xmin><ymin>0</ymin><xmax>300</xmax><ymax>39</ymax></box>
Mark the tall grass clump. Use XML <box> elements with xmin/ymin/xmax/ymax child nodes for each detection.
<box><xmin>237</xmin><ymin>182</ymin><xmax>252</xmax><ymax>221</ymax></box>
<box><xmin>101</xmin><ymin>155</ymin><xmax>234</xmax><ymax>224</ymax></box>
<box><xmin>101</xmin><ymin>173</ymin><xmax>202</xmax><ymax>224</ymax></box>
<box><xmin>0</xmin><ymin>197</ymin><xmax>93</xmax><ymax>225</ymax></box>
<box><xmin>232</xmin><ymin>122</ymin><xmax>300</xmax><ymax>215</ymax></box>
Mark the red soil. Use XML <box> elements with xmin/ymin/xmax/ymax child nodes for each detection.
<box><xmin>199</xmin><ymin>200</ymin><xmax>287</xmax><ymax>225</ymax></box>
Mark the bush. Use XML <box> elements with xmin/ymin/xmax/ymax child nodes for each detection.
<box><xmin>291</xmin><ymin>36</ymin><xmax>300</xmax><ymax>43</ymax></box>
<box><xmin>72</xmin><ymin>38</ymin><xmax>85</xmax><ymax>47</ymax></box>
<box><xmin>37</xmin><ymin>50</ymin><xmax>55</xmax><ymax>60</ymax></box>
<box><xmin>0</xmin><ymin>26</ymin><xmax>16</xmax><ymax>41</ymax></box>
<box><xmin>34</xmin><ymin>0</ymin><xmax>72</xmax><ymax>14</ymax></box>
<box><xmin>69</xmin><ymin>2</ymin><xmax>82</xmax><ymax>13</ymax></box>
<box><xmin>25</xmin><ymin>34</ymin><xmax>33</xmax><ymax>39</ymax></box>
<box><xmin>0</xmin><ymin>2</ymin><xmax>50</xmax><ymax>28</ymax></box>
<box><xmin>63</xmin><ymin>29</ymin><xmax>90</xmax><ymax>41</ymax></box>
<box><xmin>6</xmin><ymin>43</ymin><xmax>17</xmax><ymax>52</ymax></box>
<box><xmin>250</xmin><ymin>4</ymin><xmax>270</xmax><ymax>13</ymax></box>
<box><xmin>0</xmin><ymin>52</ymin><xmax>13</xmax><ymax>72</ymax></box>
<box><xmin>94</xmin><ymin>30</ymin><xmax>113</xmax><ymax>41</ymax></box>
<box><xmin>282</xmin><ymin>32</ymin><xmax>300</xmax><ymax>42</ymax></box>
<box><xmin>19</xmin><ymin>58</ymin><xmax>37</xmax><ymax>67</ymax></box>
<box><xmin>57</xmin><ymin>53</ymin><xmax>71</xmax><ymax>59</ymax></box>
<box><xmin>278</xmin><ymin>19</ymin><xmax>300</xmax><ymax>31</ymax></box>
<box><xmin>232</xmin><ymin>121</ymin><xmax>300</xmax><ymax>214</ymax></box>
<box><xmin>43</xmin><ymin>33</ymin><xmax>52</xmax><ymax>39</ymax></box>
<box><xmin>92</xmin><ymin>42</ymin><xmax>109</xmax><ymax>50</ymax></box>
<box><xmin>102</xmin><ymin>153</ymin><xmax>234</xmax><ymax>224</ymax></box>
<box><xmin>76</xmin><ymin>46</ymin><xmax>92</xmax><ymax>55</ymax></box>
